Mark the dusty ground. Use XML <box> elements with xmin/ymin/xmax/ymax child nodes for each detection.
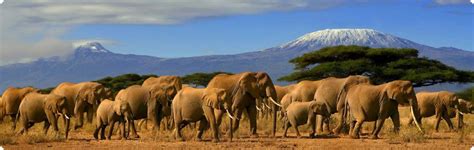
<box><xmin>1</xmin><ymin>107</ymin><xmax>473</xmax><ymax>149</ymax></box>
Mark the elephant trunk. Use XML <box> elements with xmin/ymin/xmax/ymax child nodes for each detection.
<box><xmin>409</xmin><ymin>95</ymin><xmax>423</xmax><ymax>133</ymax></box>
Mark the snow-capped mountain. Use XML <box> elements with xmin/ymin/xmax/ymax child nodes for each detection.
<box><xmin>0</xmin><ymin>29</ymin><xmax>472</xmax><ymax>92</ymax></box>
<box><xmin>274</xmin><ymin>29</ymin><xmax>420</xmax><ymax>51</ymax></box>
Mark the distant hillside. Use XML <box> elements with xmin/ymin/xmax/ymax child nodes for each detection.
<box><xmin>1</xmin><ymin>29</ymin><xmax>473</xmax><ymax>92</ymax></box>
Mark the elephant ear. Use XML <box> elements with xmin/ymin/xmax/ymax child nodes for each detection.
<box><xmin>44</xmin><ymin>98</ymin><xmax>58</xmax><ymax>114</ymax></box>
<box><xmin>202</xmin><ymin>90</ymin><xmax>221</xmax><ymax>109</ymax></box>
<box><xmin>113</xmin><ymin>101</ymin><xmax>122</xmax><ymax>116</ymax></box>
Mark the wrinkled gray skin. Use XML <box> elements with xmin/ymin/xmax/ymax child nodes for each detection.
<box><xmin>283</xmin><ymin>101</ymin><xmax>330</xmax><ymax>138</ymax></box>
<box><xmin>115</xmin><ymin>85</ymin><xmax>172</xmax><ymax>138</ymax></box>
<box><xmin>0</xmin><ymin>87</ymin><xmax>38</xmax><ymax>128</ymax></box>
<box><xmin>15</xmin><ymin>93</ymin><xmax>71</xmax><ymax>139</ymax></box>
<box><xmin>207</xmin><ymin>72</ymin><xmax>263</xmax><ymax>138</ymax></box>
<box><xmin>94</xmin><ymin>99</ymin><xmax>133</xmax><ymax>140</ymax></box>
<box><xmin>314</xmin><ymin>75</ymin><xmax>371</xmax><ymax>134</ymax></box>
<box><xmin>51</xmin><ymin>82</ymin><xmax>108</xmax><ymax>129</ymax></box>
<box><xmin>406</xmin><ymin>91</ymin><xmax>459</xmax><ymax>132</ymax></box>
<box><xmin>172</xmin><ymin>87</ymin><xmax>235</xmax><ymax>142</ymax></box>
<box><xmin>345</xmin><ymin>80</ymin><xmax>423</xmax><ymax>139</ymax></box>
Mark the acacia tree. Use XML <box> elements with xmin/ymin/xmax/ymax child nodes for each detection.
<box><xmin>181</xmin><ymin>71</ymin><xmax>233</xmax><ymax>87</ymax></box>
<box><xmin>279</xmin><ymin>45</ymin><xmax>474</xmax><ymax>87</ymax></box>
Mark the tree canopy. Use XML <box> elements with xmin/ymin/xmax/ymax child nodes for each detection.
<box><xmin>94</xmin><ymin>73</ymin><xmax>158</xmax><ymax>96</ymax></box>
<box><xmin>279</xmin><ymin>45</ymin><xmax>474</xmax><ymax>87</ymax></box>
<box><xmin>181</xmin><ymin>71</ymin><xmax>233</xmax><ymax>87</ymax></box>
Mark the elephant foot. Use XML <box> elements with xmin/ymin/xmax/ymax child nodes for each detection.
<box><xmin>106</xmin><ymin>137</ymin><xmax>111</xmax><ymax>140</ymax></box>
<box><xmin>332</xmin><ymin>129</ymin><xmax>341</xmax><ymax>135</ymax></box>
<box><xmin>309</xmin><ymin>134</ymin><xmax>316</xmax><ymax>139</ymax></box>
<box><xmin>100</xmin><ymin>137</ymin><xmax>106</xmax><ymax>140</ymax></box>
<box><xmin>195</xmin><ymin>137</ymin><xmax>202</xmax><ymax>142</ymax></box>
<box><xmin>132</xmin><ymin>134</ymin><xmax>140</xmax><ymax>139</ymax></box>
<box><xmin>369</xmin><ymin>135</ymin><xmax>379</xmax><ymax>139</ymax></box>
<box><xmin>212</xmin><ymin>139</ymin><xmax>219</xmax><ymax>143</ymax></box>
<box><xmin>250</xmin><ymin>134</ymin><xmax>259</xmax><ymax>138</ymax></box>
<box><xmin>177</xmin><ymin>137</ymin><xmax>185</xmax><ymax>142</ymax></box>
<box><xmin>296</xmin><ymin>135</ymin><xmax>302</xmax><ymax>139</ymax></box>
<box><xmin>350</xmin><ymin>134</ymin><xmax>360</xmax><ymax>139</ymax></box>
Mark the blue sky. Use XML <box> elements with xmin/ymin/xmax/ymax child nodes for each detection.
<box><xmin>0</xmin><ymin>0</ymin><xmax>473</xmax><ymax>64</ymax></box>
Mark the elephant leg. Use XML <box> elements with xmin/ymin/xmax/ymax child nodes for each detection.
<box><xmin>100</xmin><ymin>125</ymin><xmax>106</xmax><ymax>140</ymax></box>
<box><xmin>294</xmin><ymin>125</ymin><xmax>301</xmax><ymax>138</ymax></box>
<box><xmin>316</xmin><ymin>115</ymin><xmax>324</xmax><ymax>134</ymax></box>
<box><xmin>457</xmin><ymin>114</ymin><xmax>464</xmax><ymax>129</ymax></box>
<box><xmin>130</xmin><ymin>120</ymin><xmax>140</xmax><ymax>138</ymax></box>
<box><xmin>390</xmin><ymin>110</ymin><xmax>400</xmax><ymax>133</ymax></box>
<box><xmin>108</xmin><ymin>121</ymin><xmax>115</xmax><ymax>140</ymax></box>
<box><xmin>231</xmin><ymin>108</ymin><xmax>243</xmax><ymax>134</ymax></box>
<box><xmin>283</xmin><ymin>121</ymin><xmax>290</xmax><ymax>138</ymax></box>
<box><xmin>86</xmin><ymin>106</ymin><xmax>94</xmax><ymax>124</ymax></box>
<box><xmin>247</xmin><ymin>106</ymin><xmax>258</xmax><ymax>137</ymax></box>
<box><xmin>350</xmin><ymin>120</ymin><xmax>364</xmax><ymax>139</ymax></box>
<box><xmin>370</xmin><ymin>119</ymin><xmax>386</xmax><ymax>139</ymax></box>
<box><xmin>323</xmin><ymin>117</ymin><xmax>331</xmax><ymax>133</ymax></box>
<box><xmin>332</xmin><ymin>111</ymin><xmax>344</xmax><ymax>134</ymax></box>
<box><xmin>197</xmin><ymin>119</ymin><xmax>209</xmax><ymax>141</ymax></box>
<box><xmin>442</xmin><ymin>112</ymin><xmax>454</xmax><ymax>131</ymax></box>
<box><xmin>93</xmin><ymin>125</ymin><xmax>101</xmax><ymax>140</ymax></box>
<box><xmin>310</xmin><ymin>117</ymin><xmax>317</xmax><ymax>138</ymax></box>
<box><xmin>176</xmin><ymin>121</ymin><xmax>189</xmax><ymax>141</ymax></box>
<box><xmin>43</xmin><ymin>121</ymin><xmax>51</xmax><ymax>135</ymax></box>
<box><xmin>349</xmin><ymin>120</ymin><xmax>355</xmax><ymax>135</ymax></box>
<box><xmin>435</xmin><ymin>114</ymin><xmax>442</xmax><ymax>132</ymax></box>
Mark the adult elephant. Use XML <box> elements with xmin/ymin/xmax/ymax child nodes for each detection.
<box><xmin>115</xmin><ymin>85</ymin><xmax>173</xmax><ymax>138</ymax></box>
<box><xmin>142</xmin><ymin>76</ymin><xmax>182</xmax><ymax>129</ymax></box>
<box><xmin>406</xmin><ymin>91</ymin><xmax>459</xmax><ymax>131</ymax></box>
<box><xmin>344</xmin><ymin>80</ymin><xmax>423</xmax><ymax>139</ymax></box>
<box><xmin>51</xmin><ymin>81</ymin><xmax>108</xmax><ymax>129</ymax></box>
<box><xmin>254</xmin><ymin>72</ymin><xmax>280</xmax><ymax>137</ymax></box>
<box><xmin>207</xmin><ymin>72</ymin><xmax>263</xmax><ymax>138</ymax></box>
<box><xmin>451</xmin><ymin>99</ymin><xmax>474</xmax><ymax>128</ymax></box>
<box><xmin>15</xmin><ymin>92</ymin><xmax>71</xmax><ymax>138</ymax></box>
<box><xmin>0</xmin><ymin>87</ymin><xmax>38</xmax><ymax>128</ymax></box>
<box><xmin>314</xmin><ymin>75</ymin><xmax>371</xmax><ymax>134</ymax></box>
<box><xmin>274</xmin><ymin>84</ymin><xmax>295</xmax><ymax>102</ymax></box>
<box><xmin>172</xmin><ymin>87</ymin><xmax>236</xmax><ymax>142</ymax></box>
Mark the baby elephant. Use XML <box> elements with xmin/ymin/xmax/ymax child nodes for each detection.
<box><xmin>94</xmin><ymin>99</ymin><xmax>133</xmax><ymax>140</ymax></box>
<box><xmin>284</xmin><ymin>101</ymin><xmax>330</xmax><ymax>138</ymax></box>
<box><xmin>172</xmin><ymin>87</ymin><xmax>236</xmax><ymax>142</ymax></box>
<box><xmin>16</xmin><ymin>92</ymin><xmax>71</xmax><ymax>138</ymax></box>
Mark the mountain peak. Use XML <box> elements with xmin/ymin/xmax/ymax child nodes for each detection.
<box><xmin>74</xmin><ymin>42</ymin><xmax>111</xmax><ymax>53</ymax></box>
<box><xmin>274</xmin><ymin>28</ymin><xmax>420</xmax><ymax>51</ymax></box>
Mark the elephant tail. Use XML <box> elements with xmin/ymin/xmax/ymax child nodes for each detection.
<box><xmin>13</xmin><ymin>108</ymin><xmax>20</xmax><ymax>130</ymax></box>
<box><xmin>341</xmin><ymin>95</ymin><xmax>350</xmax><ymax>132</ymax></box>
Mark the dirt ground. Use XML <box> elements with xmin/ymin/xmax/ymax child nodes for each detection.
<box><xmin>2</xmin><ymin>107</ymin><xmax>474</xmax><ymax>149</ymax></box>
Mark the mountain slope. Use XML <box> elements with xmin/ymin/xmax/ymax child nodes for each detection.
<box><xmin>0</xmin><ymin>29</ymin><xmax>473</xmax><ymax>92</ymax></box>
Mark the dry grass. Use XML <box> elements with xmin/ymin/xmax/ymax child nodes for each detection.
<box><xmin>1</xmin><ymin>107</ymin><xmax>473</xmax><ymax>149</ymax></box>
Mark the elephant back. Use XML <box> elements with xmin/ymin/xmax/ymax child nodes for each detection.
<box><xmin>115</xmin><ymin>85</ymin><xmax>149</xmax><ymax>120</ymax></box>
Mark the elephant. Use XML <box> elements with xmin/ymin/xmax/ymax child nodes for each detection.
<box><xmin>344</xmin><ymin>80</ymin><xmax>423</xmax><ymax>139</ymax></box>
<box><xmin>142</xmin><ymin>76</ymin><xmax>182</xmax><ymax>129</ymax></box>
<box><xmin>94</xmin><ymin>99</ymin><xmax>133</xmax><ymax>140</ymax></box>
<box><xmin>253</xmin><ymin>72</ymin><xmax>280</xmax><ymax>136</ymax></box>
<box><xmin>51</xmin><ymin>81</ymin><xmax>109</xmax><ymax>129</ymax></box>
<box><xmin>274</xmin><ymin>84</ymin><xmax>295</xmax><ymax>120</ymax></box>
<box><xmin>313</xmin><ymin>75</ymin><xmax>371</xmax><ymax>134</ymax></box>
<box><xmin>406</xmin><ymin>91</ymin><xmax>459</xmax><ymax>131</ymax></box>
<box><xmin>451</xmin><ymin>99</ymin><xmax>474</xmax><ymax>128</ymax></box>
<box><xmin>207</xmin><ymin>72</ymin><xmax>263</xmax><ymax>138</ymax></box>
<box><xmin>115</xmin><ymin>85</ymin><xmax>173</xmax><ymax>138</ymax></box>
<box><xmin>0</xmin><ymin>87</ymin><xmax>38</xmax><ymax>128</ymax></box>
<box><xmin>280</xmin><ymin>80</ymin><xmax>323</xmax><ymax>113</ymax></box>
<box><xmin>172</xmin><ymin>87</ymin><xmax>236</xmax><ymax>142</ymax></box>
<box><xmin>283</xmin><ymin>101</ymin><xmax>331</xmax><ymax>138</ymax></box>
<box><xmin>15</xmin><ymin>92</ymin><xmax>71</xmax><ymax>139</ymax></box>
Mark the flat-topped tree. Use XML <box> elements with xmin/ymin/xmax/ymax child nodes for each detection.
<box><xmin>279</xmin><ymin>45</ymin><xmax>474</xmax><ymax>87</ymax></box>
<box><xmin>181</xmin><ymin>72</ymin><xmax>234</xmax><ymax>87</ymax></box>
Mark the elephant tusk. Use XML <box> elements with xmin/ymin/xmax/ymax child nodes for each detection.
<box><xmin>268</xmin><ymin>97</ymin><xmax>282</xmax><ymax>107</ymax></box>
<box><xmin>459</xmin><ymin>111</ymin><xmax>465</xmax><ymax>115</ymax></box>
<box><xmin>64</xmin><ymin>115</ymin><xmax>70</xmax><ymax>120</ymax></box>
<box><xmin>226</xmin><ymin>109</ymin><xmax>239</xmax><ymax>120</ymax></box>
<box><xmin>256</xmin><ymin>106</ymin><xmax>262</xmax><ymax>111</ymax></box>
<box><xmin>410</xmin><ymin>106</ymin><xmax>423</xmax><ymax>133</ymax></box>
<box><xmin>264</xmin><ymin>103</ymin><xmax>271</xmax><ymax>109</ymax></box>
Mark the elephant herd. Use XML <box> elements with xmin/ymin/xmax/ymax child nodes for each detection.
<box><xmin>0</xmin><ymin>72</ymin><xmax>472</xmax><ymax>142</ymax></box>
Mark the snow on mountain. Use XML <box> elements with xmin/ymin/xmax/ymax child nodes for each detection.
<box><xmin>274</xmin><ymin>29</ymin><xmax>421</xmax><ymax>51</ymax></box>
<box><xmin>74</xmin><ymin>42</ymin><xmax>111</xmax><ymax>53</ymax></box>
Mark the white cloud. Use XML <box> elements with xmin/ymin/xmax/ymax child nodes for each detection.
<box><xmin>434</xmin><ymin>0</ymin><xmax>470</xmax><ymax>5</ymax></box>
<box><xmin>0</xmin><ymin>0</ymin><xmax>373</xmax><ymax>65</ymax></box>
